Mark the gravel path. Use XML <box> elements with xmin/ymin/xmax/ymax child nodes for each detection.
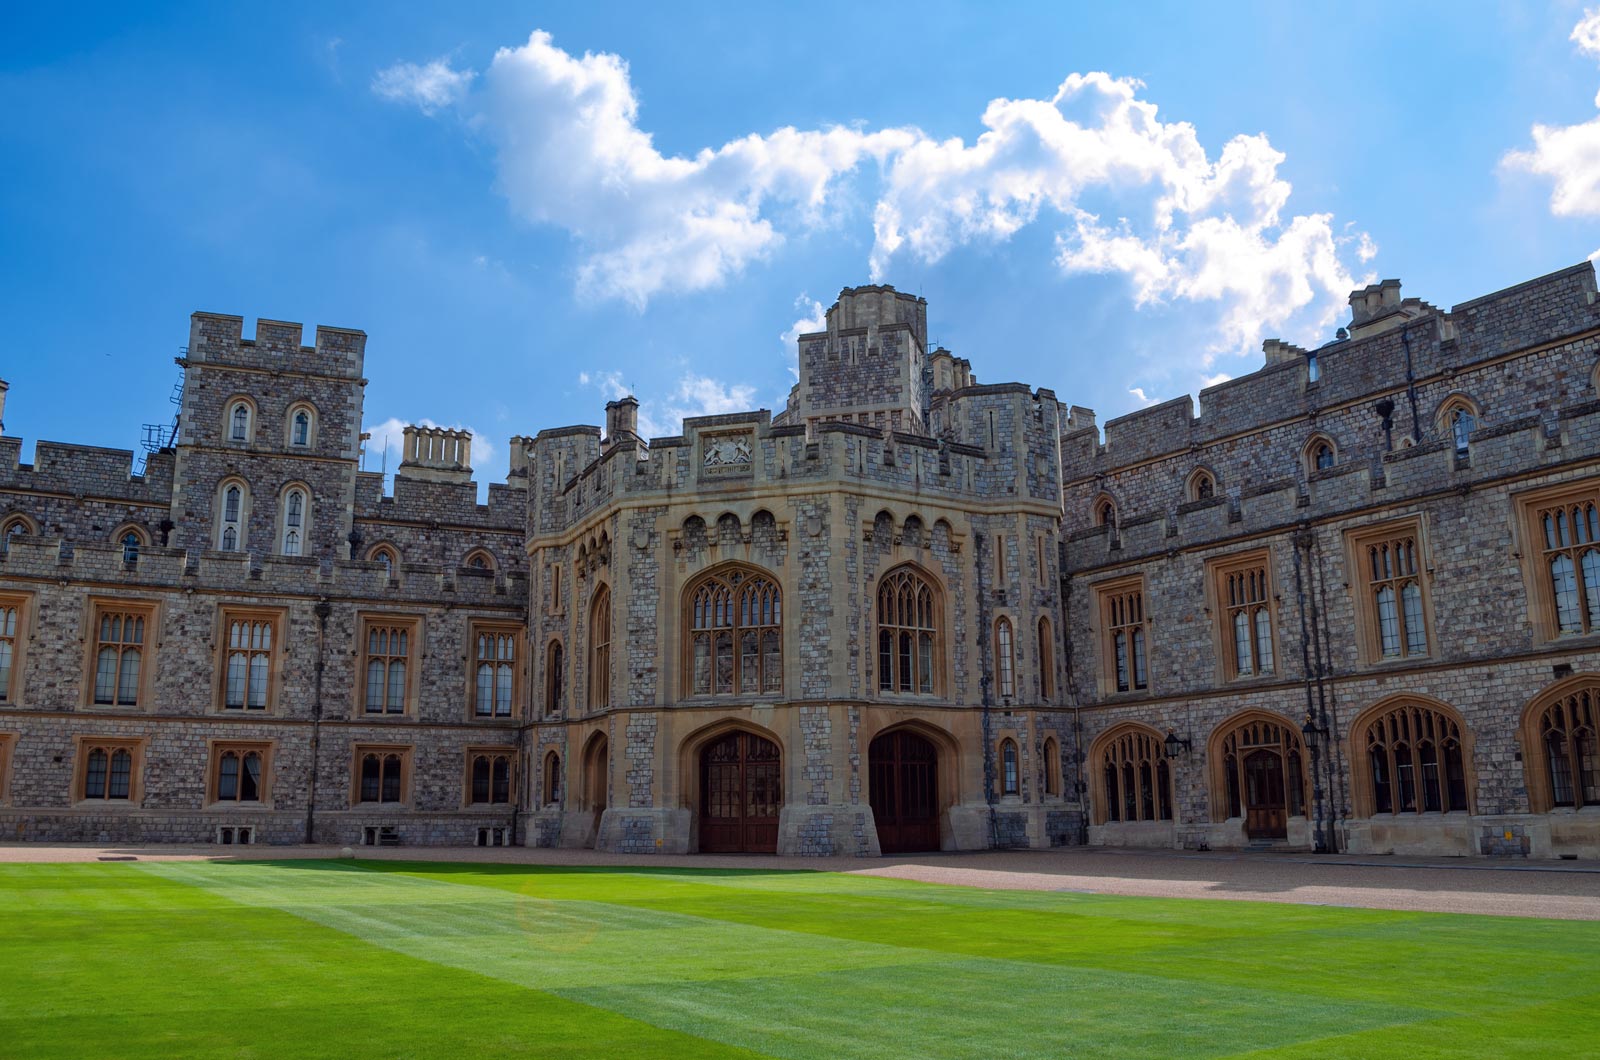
<box><xmin>5</xmin><ymin>843</ymin><xmax>1599</xmax><ymax>920</ymax></box>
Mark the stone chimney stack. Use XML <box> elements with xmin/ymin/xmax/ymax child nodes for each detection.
<box><xmin>396</xmin><ymin>424</ymin><xmax>474</xmax><ymax>485</ymax></box>
<box><xmin>605</xmin><ymin>396</ymin><xmax>640</xmax><ymax>442</ymax></box>
<box><xmin>0</xmin><ymin>378</ymin><xmax>8</xmax><ymax>434</ymax></box>
<box><xmin>1349</xmin><ymin>279</ymin><xmax>1403</xmax><ymax>328</ymax></box>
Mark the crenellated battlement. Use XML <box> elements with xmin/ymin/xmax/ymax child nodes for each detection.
<box><xmin>185</xmin><ymin>312</ymin><xmax>366</xmax><ymax>378</ymax></box>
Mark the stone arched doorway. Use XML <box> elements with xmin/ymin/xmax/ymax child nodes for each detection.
<box><xmin>1210</xmin><ymin>713</ymin><xmax>1306</xmax><ymax>841</ymax></box>
<box><xmin>580</xmin><ymin>733</ymin><xmax>608</xmax><ymax>848</ymax></box>
<box><xmin>698</xmin><ymin>730</ymin><xmax>781</xmax><ymax>853</ymax></box>
<box><xmin>869</xmin><ymin>729</ymin><xmax>940</xmax><ymax>853</ymax></box>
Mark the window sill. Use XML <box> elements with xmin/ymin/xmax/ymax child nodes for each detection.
<box><xmin>676</xmin><ymin>694</ymin><xmax>785</xmax><ymax>706</ymax></box>
<box><xmin>353</xmin><ymin>801</ymin><xmax>411</xmax><ymax>810</ymax></box>
<box><xmin>354</xmin><ymin>712</ymin><xmax>415</xmax><ymax>721</ymax></box>
<box><xmin>206</xmin><ymin>801</ymin><xmax>273</xmax><ymax>812</ymax></box>
<box><xmin>465</xmin><ymin>802</ymin><xmax>514</xmax><ymax>810</ymax></box>
<box><xmin>72</xmin><ymin>800</ymin><xmax>142</xmax><ymax>810</ymax></box>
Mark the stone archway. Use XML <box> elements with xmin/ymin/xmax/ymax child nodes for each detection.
<box><xmin>580</xmin><ymin>732</ymin><xmax>608</xmax><ymax>849</ymax></box>
<box><xmin>698</xmin><ymin>730</ymin><xmax>781</xmax><ymax>854</ymax></box>
<box><xmin>869</xmin><ymin>728</ymin><xmax>941</xmax><ymax>853</ymax></box>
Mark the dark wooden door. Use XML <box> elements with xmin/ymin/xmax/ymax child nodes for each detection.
<box><xmin>699</xmin><ymin>732</ymin><xmax>781</xmax><ymax>853</ymax></box>
<box><xmin>870</xmin><ymin>730</ymin><xmax>940</xmax><ymax>853</ymax></box>
<box><xmin>1244</xmin><ymin>749</ymin><xmax>1288</xmax><ymax>839</ymax></box>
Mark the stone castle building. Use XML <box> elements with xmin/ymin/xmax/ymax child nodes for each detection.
<box><xmin>1</xmin><ymin>262</ymin><xmax>1598</xmax><ymax>858</ymax></box>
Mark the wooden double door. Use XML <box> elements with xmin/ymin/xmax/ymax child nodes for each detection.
<box><xmin>1244</xmin><ymin>749</ymin><xmax>1288</xmax><ymax>839</ymax></box>
<box><xmin>699</xmin><ymin>732</ymin><xmax>781</xmax><ymax>854</ymax></box>
<box><xmin>869</xmin><ymin>730</ymin><xmax>941</xmax><ymax>853</ymax></box>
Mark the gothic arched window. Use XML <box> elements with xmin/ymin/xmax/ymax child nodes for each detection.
<box><xmin>588</xmin><ymin>586</ymin><xmax>611</xmax><ymax>708</ymax></box>
<box><xmin>877</xmin><ymin>566</ymin><xmax>938</xmax><ymax>695</ymax></box>
<box><xmin>685</xmin><ymin>566</ymin><xmax>782</xmax><ymax>696</ymax></box>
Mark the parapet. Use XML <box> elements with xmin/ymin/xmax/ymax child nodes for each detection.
<box><xmin>822</xmin><ymin>284</ymin><xmax>928</xmax><ymax>349</ymax></box>
<box><xmin>186</xmin><ymin>312</ymin><xmax>366</xmax><ymax>377</ymax></box>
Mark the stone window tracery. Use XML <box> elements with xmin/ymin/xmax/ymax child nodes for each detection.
<box><xmin>471</xmin><ymin>625</ymin><xmax>518</xmax><ymax>718</ymax></box>
<box><xmin>1346</xmin><ymin>521</ymin><xmax>1430</xmax><ymax>662</ymax></box>
<box><xmin>279</xmin><ymin>487</ymin><xmax>308</xmax><ymax>557</ymax></box>
<box><xmin>995</xmin><ymin>617</ymin><xmax>1016</xmax><ymax>699</ymax></box>
<box><xmin>1525</xmin><ymin>682</ymin><xmax>1600</xmax><ymax>811</ymax></box>
<box><xmin>1355</xmin><ymin>700</ymin><xmax>1470</xmax><ymax>816</ymax></box>
<box><xmin>588</xmin><ymin>586</ymin><xmax>612</xmax><ymax>708</ymax></box>
<box><xmin>1094</xmin><ymin>725</ymin><xmax>1172</xmax><ymax>824</ymax></box>
<box><xmin>877</xmin><ymin>566</ymin><xmax>938</xmax><ymax>696</ymax></box>
<box><xmin>685</xmin><ymin>567</ymin><xmax>782</xmax><ymax>697</ymax></box>
<box><xmin>212</xmin><ymin>744</ymin><xmax>269</xmax><ymax>804</ymax></box>
<box><xmin>467</xmin><ymin>751</ymin><xmax>513</xmax><ymax>805</ymax></box>
<box><xmin>221</xmin><ymin>610</ymin><xmax>280</xmax><ymax>711</ymax></box>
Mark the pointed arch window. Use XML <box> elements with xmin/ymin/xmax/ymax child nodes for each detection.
<box><xmin>1347</xmin><ymin>521</ymin><xmax>1430</xmax><ymax>661</ymax></box>
<box><xmin>1449</xmin><ymin>407</ymin><xmax>1476</xmax><ymax>454</ymax></box>
<box><xmin>228</xmin><ymin>401</ymin><xmax>252</xmax><ymax>443</ymax></box>
<box><xmin>1356</xmin><ymin>700</ymin><xmax>1469</xmax><ymax>816</ymax></box>
<box><xmin>287</xmin><ymin>405</ymin><xmax>314</xmax><ymax>448</ymax></box>
<box><xmin>467</xmin><ymin>751</ymin><xmax>513</xmax><ymax>805</ymax></box>
<box><xmin>471</xmin><ymin>624</ymin><xmax>518</xmax><ymax>718</ymax></box>
<box><xmin>280</xmin><ymin>488</ymin><xmax>308</xmax><ymax>557</ymax></box>
<box><xmin>1043</xmin><ymin>737</ymin><xmax>1061</xmax><ymax>796</ymax></box>
<box><xmin>79</xmin><ymin>741</ymin><xmax>141</xmax><ymax>801</ymax></box>
<box><xmin>222</xmin><ymin>612</ymin><xmax>279</xmax><ymax>711</ymax></box>
<box><xmin>877</xmin><ymin>566</ymin><xmax>939</xmax><ymax>695</ymax></box>
<box><xmin>1304</xmin><ymin>435</ymin><xmax>1337</xmax><ymax>476</ymax></box>
<box><xmin>217</xmin><ymin>481</ymin><xmax>247</xmax><ymax>551</ymax></box>
<box><xmin>91</xmin><ymin>604</ymin><xmax>150</xmax><ymax>707</ymax></box>
<box><xmin>1539</xmin><ymin>496</ymin><xmax>1600</xmax><ymax>636</ymax></box>
<box><xmin>685</xmin><ymin>567</ymin><xmax>782</xmax><ymax>697</ymax></box>
<box><xmin>368</xmin><ymin>545</ymin><xmax>398</xmax><ymax>578</ymax></box>
<box><xmin>0</xmin><ymin>517</ymin><xmax>27</xmax><ymax>556</ymax></box>
<box><xmin>1188</xmin><ymin>470</ymin><xmax>1216</xmax><ymax>502</ymax></box>
<box><xmin>995</xmin><ymin>617</ymin><xmax>1016</xmax><ymax>699</ymax></box>
<box><xmin>1526</xmin><ymin>683</ymin><xmax>1600</xmax><ymax>811</ymax></box>
<box><xmin>543</xmin><ymin>751</ymin><xmax>562</xmax><ymax>806</ymax></box>
<box><xmin>588</xmin><ymin>586</ymin><xmax>612</xmax><ymax>708</ymax></box>
<box><xmin>119</xmin><ymin>530</ymin><xmax>143</xmax><ymax>564</ymax></box>
<box><xmin>1094</xmin><ymin>726</ymin><xmax>1172</xmax><ymax>824</ymax></box>
<box><xmin>1096</xmin><ymin>577</ymin><xmax>1149</xmax><ymax>693</ymax></box>
<box><xmin>213</xmin><ymin>745</ymin><xmax>268</xmax><ymax>804</ymax></box>
<box><xmin>1037</xmin><ymin>617</ymin><xmax>1056</xmax><ymax>701</ymax></box>
<box><xmin>355</xmin><ymin>747</ymin><xmax>408</xmax><ymax>804</ymax></box>
<box><xmin>1211</xmin><ymin>552</ymin><xmax>1276</xmax><ymax>679</ymax></box>
<box><xmin>999</xmin><ymin>738</ymin><xmax>1020</xmax><ymax>796</ymax></box>
<box><xmin>1093</xmin><ymin>497</ymin><xmax>1116</xmax><ymax>527</ymax></box>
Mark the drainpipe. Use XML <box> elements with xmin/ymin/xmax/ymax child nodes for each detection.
<box><xmin>1313</xmin><ymin>541</ymin><xmax>1348</xmax><ymax>852</ymax></box>
<box><xmin>1400</xmin><ymin>326</ymin><xmax>1422</xmax><ymax>446</ymax></box>
<box><xmin>1290</xmin><ymin>532</ymin><xmax>1327</xmax><ymax>854</ymax></box>
<box><xmin>974</xmin><ymin>531</ymin><xmax>998</xmax><ymax>849</ymax></box>
<box><xmin>1304</xmin><ymin>536</ymin><xmax>1336</xmax><ymax>854</ymax></box>
<box><xmin>304</xmin><ymin>598</ymin><xmax>331</xmax><ymax>845</ymax></box>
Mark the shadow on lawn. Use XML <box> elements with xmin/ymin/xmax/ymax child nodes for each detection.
<box><xmin>202</xmin><ymin>857</ymin><xmax>818</xmax><ymax>882</ymax></box>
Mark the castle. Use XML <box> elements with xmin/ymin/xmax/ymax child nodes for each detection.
<box><xmin>1</xmin><ymin>262</ymin><xmax>1598</xmax><ymax>858</ymax></box>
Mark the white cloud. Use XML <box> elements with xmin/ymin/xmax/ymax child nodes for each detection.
<box><xmin>475</xmin><ymin>31</ymin><xmax>914</xmax><ymax>306</ymax></box>
<box><xmin>384</xmin><ymin>30</ymin><xmax>1370</xmax><ymax>356</ymax></box>
<box><xmin>1503</xmin><ymin>9</ymin><xmax>1600</xmax><ymax>219</ymax></box>
<box><xmin>1128</xmin><ymin>387</ymin><xmax>1160</xmax><ymax>408</ymax></box>
<box><xmin>873</xmin><ymin>73</ymin><xmax>1363</xmax><ymax>355</ymax></box>
<box><xmin>577</xmin><ymin>370</ymin><xmax>758</xmax><ymax>438</ymax></box>
<box><xmin>779</xmin><ymin>294</ymin><xmax>828</xmax><ymax>378</ymax></box>
<box><xmin>372</xmin><ymin>58</ymin><xmax>476</xmax><ymax>115</ymax></box>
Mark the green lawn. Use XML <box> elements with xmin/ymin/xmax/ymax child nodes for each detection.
<box><xmin>1</xmin><ymin>860</ymin><xmax>1597</xmax><ymax>1058</ymax></box>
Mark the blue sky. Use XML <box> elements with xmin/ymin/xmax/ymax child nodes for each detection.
<box><xmin>3</xmin><ymin>2</ymin><xmax>1598</xmax><ymax>494</ymax></box>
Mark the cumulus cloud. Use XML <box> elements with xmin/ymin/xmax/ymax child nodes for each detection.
<box><xmin>475</xmin><ymin>31</ymin><xmax>914</xmax><ymax>305</ymax></box>
<box><xmin>779</xmin><ymin>294</ymin><xmax>828</xmax><ymax>377</ymax></box>
<box><xmin>1503</xmin><ymin>9</ymin><xmax>1600</xmax><ymax>219</ymax></box>
<box><xmin>577</xmin><ymin>370</ymin><xmax>758</xmax><ymax>438</ymax></box>
<box><xmin>382</xmin><ymin>30</ymin><xmax>1369</xmax><ymax>355</ymax></box>
<box><xmin>372</xmin><ymin>58</ymin><xmax>476</xmax><ymax>115</ymax></box>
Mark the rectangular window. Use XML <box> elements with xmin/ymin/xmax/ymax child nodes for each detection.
<box><xmin>75</xmin><ymin>738</ymin><xmax>143</xmax><ymax>803</ymax></box>
<box><xmin>1346</xmin><ymin>520</ymin><xmax>1431</xmax><ymax>663</ymax></box>
<box><xmin>1344</xmin><ymin>521</ymin><xmax>1433</xmax><ymax>666</ymax></box>
<box><xmin>1096</xmin><ymin>576</ymin><xmax>1149</xmax><ymax>694</ymax></box>
<box><xmin>359</xmin><ymin>615</ymin><xmax>420</xmax><ymax>716</ymax></box>
<box><xmin>1516</xmin><ymin>482</ymin><xmax>1600</xmax><ymax>642</ymax></box>
<box><xmin>1209</xmin><ymin>551</ymin><xmax>1277</xmax><ymax>680</ymax></box>
<box><xmin>465</xmin><ymin>749</ymin><xmax>514</xmax><ymax>806</ymax></box>
<box><xmin>470</xmin><ymin>622</ymin><xmax>521</xmax><ymax>718</ymax></box>
<box><xmin>86</xmin><ymin>600</ymin><xmax>157</xmax><ymax>708</ymax></box>
<box><xmin>352</xmin><ymin>745</ymin><xmax>411</xmax><ymax>805</ymax></box>
<box><xmin>218</xmin><ymin>608</ymin><xmax>283</xmax><ymax>712</ymax></box>
<box><xmin>551</xmin><ymin>565</ymin><xmax>563</xmax><ymax>612</ymax></box>
<box><xmin>209</xmin><ymin>741</ymin><xmax>272</xmax><ymax>805</ymax></box>
<box><xmin>994</xmin><ymin>534</ymin><xmax>1006</xmax><ymax>583</ymax></box>
<box><xmin>0</xmin><ymin>594</ymin><xmax>26</xmax><ymax>704</ymax></box>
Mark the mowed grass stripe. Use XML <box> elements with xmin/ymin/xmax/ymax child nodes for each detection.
<box><xmin>0</xmin><ymin>864</ymin><xmax>766</xmax><ymax>1060</ymax></box>
<box><xmin>376</xmin><ymin>861</ymin><xmax>1600</xmax><ymax>1014</ymax></box>
<box><xmin>153</xmin><ymin>861</ymin><xmax>1444</xmax><ymax>1060</ymax></box>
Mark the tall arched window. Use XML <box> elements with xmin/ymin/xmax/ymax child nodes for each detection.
<box><xmin>1303</xmin><ymin>435</ymin><xmax>1337</xmax><ymax>477</ymax></box>
<box><xmin>1093</xmin><ymin>497</ymin><xmax>1116</xmax><ymax>527</ymax></box>
<box><xmin>1043</xmin><ymin>737</ymin><xmax>1061</xmax><ymax>797</ymax></box>
<box><xmin>545</xmin><ymin>640</ymin><xmax>565</xmax><ymax>716</ymax></box>
<box><xmin>995</xmin><ymin>617</ymin><xmax>1016</xmax><ymax>699</ymax></box>
<box><xmin>877</xmin><ymin>566</ymin><xmax>938</xmax><ymax>695</ymax></box>
<box><xmin>685</xmin><ymin>566</ymin><xmax>782</xmax><ymax>696</ymax></box>
<box><xmin>588</xmin><ymin>586</ymin><xmax>611</xmax><ymax>708</ymax></box>
<box><xmin>217</xmin><ymin>481</ymin><xmax>247</xmax><ymax>551</ymax></box>
<box><xmin>287</xmin><ymin>404</ymin><xmax>315</xmax><ymax>448</ymax></box>
<box><xmin>227</xmin><ymin>401</ymin><xmax>252</xmax><ymax>443</ymax></box>
<box><xmin>1525</xmin><ymin>681</ymin><xmax>1600</xmax><ymax>811</ymax></box>
<box><xmin>1355</xmin><ymin>699</ymin><xmax>1470</xmax><ymax>816</ymax></box>
<box><xmin>1037</xmin><ymin>616</ymin><xmax>1055</xmax><ymax>701</ymax></box>
<box><xmin>1094</xmin><ymin>725</ymin><xmax>1172</xmax><ymax>824</ymax></box>
<box><xmin>279</xmin><ymin>488</ymin><xmax>308</xmax><ymax>557</ymax></box>
<box><xmin>543</xmin><ymin>751</ymin><xmax>562</xmax><ymax>806</ymax></box>
<box><xmin>999</xmin><ymin>738</ymin><xmax>1020</xmax><ymax>796</ymax></box>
